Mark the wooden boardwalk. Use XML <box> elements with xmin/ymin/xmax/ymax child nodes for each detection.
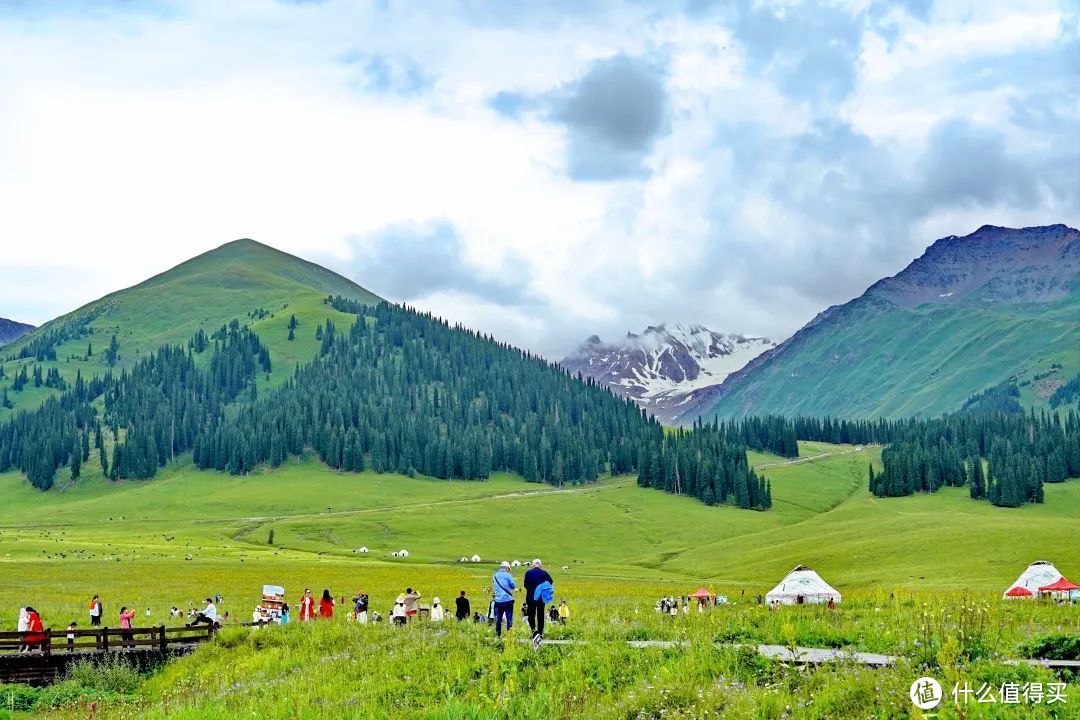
<box><xmin>0</xmin><ymin>624</ymin><xmax>220</xmax><ymax>686</ymax></box>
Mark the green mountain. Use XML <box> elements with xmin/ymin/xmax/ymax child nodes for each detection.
<box><xmin>0</xmin><ymin>317</ymin><xmax>34</xmax><ymax>346</ymax></box>
<box><xmin>0</xmin><ymin>239</ymin><xmax>381</xmax><ymax>417</ymax></box>
<box><xmin>699</xmin><ymin>224</ymin><xmax>1080</xmax><ymax>420</ymax></box>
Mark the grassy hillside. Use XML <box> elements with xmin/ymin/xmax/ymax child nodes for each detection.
<box><xmin>0</xmin><ymin>442</ymin><xmax>1075</xmax><ymax>624</ymax></box>
<box><xmin>705</xmin><ymin>291</ymin><xmax>1080</xmax><ymax>420</ymax></box>
<box><xmin>0</xmin><ymin>239</ymin><xmax>380</xmax><ymax>417</ymax></box>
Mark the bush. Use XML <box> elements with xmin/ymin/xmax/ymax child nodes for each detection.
<box><xmin>67</xmin><ymin>655</ymin><xmax>142</xmax><ymax>694</ymax></box>
<box><xmin>1022</xmin><ymin>634</ymin><xmax>1080</xmax><ymax>661</ymax></box>
<box><xmin>0</xmin><ymin>683</ymin><xmax>39</xmax><ymax>712</ymax></box>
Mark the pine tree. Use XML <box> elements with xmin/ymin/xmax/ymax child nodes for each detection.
<box><xmin>105</xmin><ymin>335</ymin><xmax>120</xmax><ymax>366</ymax></box>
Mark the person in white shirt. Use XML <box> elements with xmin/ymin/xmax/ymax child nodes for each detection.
<box><xmin>187</xmin><ymin>598</ymin><xmax>218</xmax><ymax>627</ymax></box>
<box><xmin>430</xmin><ymin>598</ymin><xmax>445</xmax><ymax>622</ymax></box>
<box><xmin>391</xmin><ymin>595</ymin><xmax>407</xmax><ymax>626</ymax></box>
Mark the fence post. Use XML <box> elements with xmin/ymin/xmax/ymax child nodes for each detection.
<box><xmin>43</xmin><ymin>628</ymin><xmax>51</xmax><ymax>656</ymax></box>
<box><xmin>159</xmin><ymin>625</ymin><xmax>167</xmax><ymax>652</ymax></box>
<box><xmin>101</xmin><ymin>627</ymin><xmax>109</xmax><ymax>651</ymax></box>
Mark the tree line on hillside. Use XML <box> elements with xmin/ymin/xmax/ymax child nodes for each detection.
<box><xmin>1050</xmin><ymin>373</ymin><xmax>1080</xmax><ymax>409</ymax></box>
<box><xmin>637</xmin><ymin>420</ymin><xmax>772</xmax><ymax>509</ymax></box>
<box><xmin>0</xmin><ymin>323</ymin><xmax>269</xmax><ymax>490</ymax></box>
<box><xmin>866</xmin><ymin>410</ymin><xmax>1079</xmax><ymax>507</ymax></box>
<box><xmin>0</xmin><ymin>299</ymin><xmax>773</xmax><ymax>512</ymax></box>
<box><xmin>8</xmin><ymin>310</ymin><xmax>101</xmax><ymax>363</ymax></box>
<box><xmin>783</xmin><ymin>413</ymin><xmax>1078</xmax><ymax>509</ymax></box>
<box><xmin>195</xmin><ymin>299</ymin><xmax>655</xmax><ymax>487</ymax></box>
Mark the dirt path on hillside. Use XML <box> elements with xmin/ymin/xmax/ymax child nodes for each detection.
<box><xmin>752</xmin><ymin>447</ymin><xmax>864</xmax><ymax>470</ymax></box>
<box><xmin>233</xmin><ymin>480</ymin><xmax>626</xmax><ymax>525</ymax></box>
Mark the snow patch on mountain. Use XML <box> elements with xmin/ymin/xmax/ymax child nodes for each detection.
<box><xmin>561</xmin><ymin>323</ymin><xmax>775</xmax><ymax>423</ymax></box>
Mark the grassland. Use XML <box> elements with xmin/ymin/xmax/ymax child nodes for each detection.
<box><xmin>0</xmin><ymin>442</ymin><xmax>1078</xmax><ymax>718</ymax></box>
<box><xmin>0</xmin><ymin>239</ymin><xmax>379</xmax><ymax>417</ymax></box>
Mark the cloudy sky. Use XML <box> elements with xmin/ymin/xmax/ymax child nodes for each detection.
<box><xmin>1</xmin><ymin>0</ymin><xmax>1077</xmax><ymax>357</ymax></box>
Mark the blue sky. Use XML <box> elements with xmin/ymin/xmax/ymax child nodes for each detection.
<box><xmin>0</xmin><ymin>0</ymin><xmax>1076</xmax><ymax>357</ymax></box>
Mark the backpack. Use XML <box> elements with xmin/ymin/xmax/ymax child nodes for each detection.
<box><xmin>534</xmin><ymin>581</ymin><xmax>555</xmax><ymax>604</ymax></box>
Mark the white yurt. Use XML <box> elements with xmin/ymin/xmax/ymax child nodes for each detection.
<box><xmin>1003</xmin><ymin>560</ymin><xmax>1063</xmax><ymax>598</ymax></box>
<box><xmin>398</xmin><ymin>549</ymin><xmax>410</xmax><ymax>558</ymax></box>
<box><xmin>765</xmin><ymin>565</ymin><xmax>841</xmax><ymax>605</ymax></box>
<box><xmin>511</xmin><ymin>560</ymin><xmax>522</xmax><ymax>567</ymax></box>
<box><xmin>471</xmin><ymin>554</ymin><xmax>482</xmax><ymax>563</ymax></box>
<box><xmin>459</xmin><ymin>556</ymin><xmax>469</xmax><ymax>563</ymax></box>
<box><xmin>357</xmin><ymin>547</ymin><xmax>369</xmax><ymax>554</ymax></box>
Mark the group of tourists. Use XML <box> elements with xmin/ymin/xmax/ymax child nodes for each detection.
<box><xmin>11</xmin><ymin>561</ymin><xmax>573</xmax><ymax>653</ymax></box>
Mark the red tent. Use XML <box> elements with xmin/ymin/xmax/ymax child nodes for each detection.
<box><xmin>1004</xmin><ymin>586</ymin><xmax>1033</xmax><ymax>597</ymax></box>
<box><xmin>1038</xmin><ymin>578</ymin><xmax>1080</xmax><ymax>592</ymax></box>
<box><xmin>689</xmin><ymin>588</ymin><xmax>714</xmax><ymax>599</ymax></box>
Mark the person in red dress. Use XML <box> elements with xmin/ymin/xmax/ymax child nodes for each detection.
<box><xmin>299</xmin><ymin>589</ymin><xmax>316</xmax><ymax>622</ymax></box>
<box><xmin>318</xmin><ymin>589</ymin><xmax>335</xmax><ymax>620</ymax></box>
<box><xmin>23</xmin><ymin>607</ymin><xmax>47</xmax><ymax>652</ymax></box>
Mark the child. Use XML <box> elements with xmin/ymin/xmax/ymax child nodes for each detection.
<box><xmin>66</xmin><ymin>622</ymin><xmax>77</xmax><ymax>652</ymax></box>
<box><xmin>558</xmin><ymin>599</ymin><xmax>570</xmax><ymax>623</ymax></box>
<box><xmin>280</xmin><ymin>603</ymin><xmax>290</xmax><ymax>624</ymax></box>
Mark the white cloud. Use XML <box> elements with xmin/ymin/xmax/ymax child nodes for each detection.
<box><xmin>0</xmin><ymin>0</ymin><xmax>1076</xmax><ymax>358</ymax></box>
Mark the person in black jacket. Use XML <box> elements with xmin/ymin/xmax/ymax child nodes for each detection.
<box><xmin>523</xmin><ymin>559</ymin><xmax>554</xmax><ymax>649</ymax></box>
<box><xmin>454</xmin><ymin>591</ymin><xmax>470</xmax><ymax>621</ymax></box>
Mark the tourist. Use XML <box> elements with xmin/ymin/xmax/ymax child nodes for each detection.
<box><xmin>16</xmin><ymin>607</ymin><xmax>29</xmax><ymax>653</ymax></box>
<box><xmin>169</xmin><ymin>607</ymin><xmax>181</xmax><ymax>619</ymax></box>
<box><xmin>252</xmin><ymin>607</ymin><xmax>264</xmax><ymax>625</ymax></box>
<box><xmin>299</xmin><ymin>589</ymin><xmax>316</xmax><ymax>622</ymax></box>
<box><xmin>119</xmin><ymin>606</ymin><xmax>136</xmax><ymax>647</ymax></box>
<box><xmin>548</xmin><ymin>604</ymin><xmax>559</xmax><ymax>624</ymax></box>
<box><xmin>430</xmin><ymin>597</ymin><xmax>445</xmax><ymax>622</ymax></box>
<box><xmin>524</xmin><ymin>559</ymin><xmax>554</xmax><ymax>649</ymax></box>
<box><xmin>187</xmin><ymin>598</ymin><xmax>218</xmax><ymax>628</ymax></box>
<box><xmin>66</xmin><ymin>621</ymin><xmax>77</xmax><ymax>652</ymax></box>
<box><xmin>89</xmin><ymin>595</ymin><xmax>103</xmax><ymax>627</ymax></box>
<box><xmin>23</xmin><ymin>607</ymin><xmax>46</xmax><ymax>653</ymax></box>
<box><xmin>280</xmin><ymin>603</ymin><xmax>290</xmax><ymax>624</ymax></box>
<box><xmin>145</xmin><ymin>607</ymin><xmax>152</xmax><ymax>619</ymax></box>
<box><xmin>404</xmin><ymin>588</ymin><xmax>421</xmax><ymax>623</ymax></box>
<box><xmin>827</xmin><ymin>597</ymin><xmax>836</xmax><ymax>611</ymax></box>
<box><xmin>492</xmin><ymin>561</ymin><xmax>517</xmax><ymax>638</ymax></box>
<box><xmin>455</xmin><ymin>591</ymin><xmax>470</xmax><ymax>621</ymax></box>
<box><xmin>353</xmin><ymin>592</ymin><xmax>369</xmax><ymax>623</ymax></box>
<box><xmin>391</xmin><ymin>594</ymin><xmax>407</xmax><ymax>626</ymax></box>
<box><xmin>319</xmin><ymin>590</ymin><xmax>335</xmax><ymax>620</ymax></box>
<box><xmin>668</xmin><ymin>600</ymin><xmax>678</xmax><ymax>618</ymax></box>
<box><xmin>559</xmin><ymin>599</ymin><xmax>570</xmax><ymax>624</ymax></box>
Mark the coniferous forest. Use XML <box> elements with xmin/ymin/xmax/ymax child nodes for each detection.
<box><xmin>0</xmin><ymin>296</ymin><xmax>1075</xmax><ymax>513</ymax></box>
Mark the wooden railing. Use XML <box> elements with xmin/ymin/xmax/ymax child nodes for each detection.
<box><xmin>0</xmin><ymin>624</ymin><xmax>221</xmax><ymax>655</ymax></box>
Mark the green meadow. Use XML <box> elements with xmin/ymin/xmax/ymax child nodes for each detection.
<box><xmin>0</xmin><ymin>442</ymin><xmax>1078</xmax><ymax>718</ymax></box>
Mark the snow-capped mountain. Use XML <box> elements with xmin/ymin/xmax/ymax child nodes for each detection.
<box><xmin>561</xmin><ymin>323</ymin><xmax>775</xmax><ymax>423</ymax></box>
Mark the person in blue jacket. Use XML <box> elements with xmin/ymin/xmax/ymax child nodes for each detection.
<box><xmin>524</xmin><ymin>558</ymin><xmax>554</xmax><ymax>649</ymax></box>
<box><xmin>491</xmin><ymin>561</ymin><xmax>517</xmax><ymax>637</ymax></box>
